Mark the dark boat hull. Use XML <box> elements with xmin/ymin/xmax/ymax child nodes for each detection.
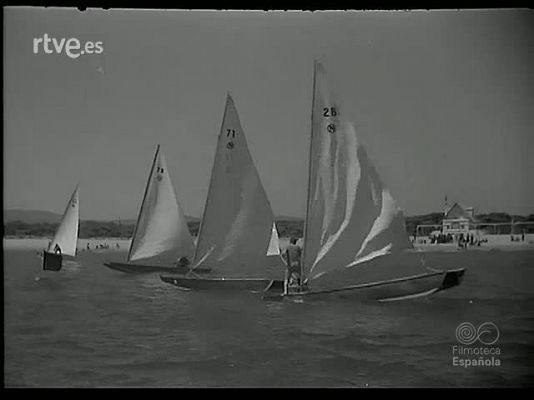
<box><xmin>43</xmin><ymin>251</ymin><xmax>62</xmax><ymax>271</ymax></box>
<box><xmin>103</xmin><ymin>262</ymin><xmax>211</xmax><ymax>274</ymax></box>
<box><xmin>159</xmin><ymin>267</ymin><xmax>465</xmax><ymax>302</ymax></box>
<box><xmin>159</xmin><ymin>275</ymin><xmax>282</xmax><ymax>292</ymax></box>
<box><xmin>262</xmin><ymin>268</ymin><xmax>466</xmax><ymax>302</ymax></box>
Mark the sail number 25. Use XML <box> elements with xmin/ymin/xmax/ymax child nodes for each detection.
<box><xmin>323</xmin><ymin>107</ymin><xmax>337</xmax><ymax>117</ymax></box>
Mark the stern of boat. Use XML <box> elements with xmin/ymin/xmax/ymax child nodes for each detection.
<box><xmin>438</xmin><ymin>268</ymin><xmax>466</xmax><ymax>291</ymax></box>
<box><xmin>43</xmin><ymin>251</ymin><xmax>63</xmax><ymax>271</ymax></box>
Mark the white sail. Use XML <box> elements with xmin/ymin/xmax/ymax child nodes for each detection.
<box><xmin>303</xmin><ymin>62</ymin><xmax>414</xmax><ymax>283</ymax></box>
<box><xmin>48</xmin><ymin>186</ymin><xmax>79</xmax><ymax>257</ymax></box>
<box><xmin>128</xmin><ymin>146</ymin><xmax>194</xmax><ymax>264</ymax></box>
<box><xmin>193</xmin><ymin>94</ymin><xmax>280</xmax><ymax>276</ymax></box>
<box><xmin>267</xmin><ymin>222</ymin><xmax>281</xmax><ymax>256</ymax></box>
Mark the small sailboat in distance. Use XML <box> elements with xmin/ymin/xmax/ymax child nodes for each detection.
<box><xmin>103</xmin><ymin>145</ymin><xmax>201</xmax><ymax>274</ymax></box>
<box><xmin>42</xmin><ymin>185</ymin><xmax>79</xmax><ymax>271</ymax></box>
<box><xmin>263</xmin><ymin>61</ymin><xmax>465</xmax><ymax>301</ymax></box>
<box><xmin>160</xmin><ymin>94</ymin><xmax>285</xmax><ymax>291</ymax></box>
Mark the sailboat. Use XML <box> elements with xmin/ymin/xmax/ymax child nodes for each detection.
<box><xmin>160</xmin><ymin>94</ymin><xmax>285</xmax><ymax>291</ymax></box>
<box><xmin>263</xmin><ymin>61</ymin><xmax>465</xmax><ymax>301</ymax></box>
<box><xmin>103</xmin><ymin>145</ymin><xmax>201</xmax><ymax>274</ymax></box>
<box><xmin>42</xmin><ymin>185</ymin><xmax>79</xmax><ymax>271</ymax></box>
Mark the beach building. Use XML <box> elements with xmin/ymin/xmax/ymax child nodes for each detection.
<box><xmin>414</xmin><ymin>199</ymin><xmax>480</xmax><ymax>243</ymax></box>
<box><xmin>442</xmin><ymin>202</ymin><xmax>477</xmax><ymax>235</ymax></box>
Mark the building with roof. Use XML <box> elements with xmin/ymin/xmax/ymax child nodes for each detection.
<box><xmin>414</xmin><ymin>199</ymin><xmax>480</xmax><ymax>241</ymax></box>
<box><xmin>442</xmin><ymin>202</ymin><xmax>477</xmax><ymax>235</ymax></box>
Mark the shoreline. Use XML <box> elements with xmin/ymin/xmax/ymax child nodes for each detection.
<box><xmin>3</xmin><ymin>237</ymin><xmax>132</xmax><ymax>251</ymax></box>
<box><xmin>412</xmin><ymin>233</ymin><xmax>534</xmax><ymax>252</ymax></box>
<box><xmin>3</xmin><ymin>235</ymin><xmax>534</xmax><ymax>252</ymax></box>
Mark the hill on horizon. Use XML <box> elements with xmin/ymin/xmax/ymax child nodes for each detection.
<box><xmin>5</xmin><ymin>208</ymin><xmax>533</xmax><ymax>226</ymax></box>
<box><xmin>4</xmin><ymin>209</ymin><xmax>63</xmax><ymax>224</ymax></box>
<box><xmin>3</xmin><ymin>209</ymin><xmax>200</xmax><ymax>225</ymax></box>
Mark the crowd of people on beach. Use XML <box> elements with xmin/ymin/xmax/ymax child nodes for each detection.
<box><xmin>81</xmin><ymin>242</ymin><xmax>121</xmax><ymax>251</ymax></box>
<box><xmin>414</xmin><ymin>230</ymin><xmax>531</xmax><ymax>248</ymax></box>
<box><xmin>414</xmin><ymin>232</ymin><xmax>485</xmax><ymax>248</ymax></box>
<box><xmin>510</xmin><ymin>233</ymin><xmax>526</xmax><ymax>242</ymax></box>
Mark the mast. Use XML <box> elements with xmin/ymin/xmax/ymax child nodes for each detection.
<box><xmin>301</xmin><ymin>60</ymin><xmax>318</xmax><ymax>284</ymax></box>
<box><xmin>74</xmin><ymin>184</ymin><xmax>79</xmax><ymax>255</ymax></box>
<box><xmin>192</xmin><ymin>94</ymin><xmax>230</xmax><ymax>264</ymax></box>
<box><xmin>127</xmin><ymin>144</ymin><xmax>160</xmax><ymax>262</ymax></box>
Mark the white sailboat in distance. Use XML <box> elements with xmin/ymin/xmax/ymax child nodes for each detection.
<box><xmin>263</xmin><ymin>61</ymin><xmax>465</xmax><ymax>301</ymax></box>
<box><xmin>103</xmin><ymin>145</ymin><xmax>199</xmax><ymax>274</ymax></box>
<box><xmin>160</xmin><ymin>94</ymin><xmax>285</xmax><ymax>291</ymax></box>
<box><xmin>42</xmin><ymin>185</ymin><xmax>79</xmax><ymax>271</ymax></box>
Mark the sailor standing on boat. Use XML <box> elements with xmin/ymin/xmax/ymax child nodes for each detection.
<box><xmin>176</xmin><ymin>256</ymin><xmax>190</xmax><ymax>269</ymax></box>
<box><xmin>54</xmin><ymin>243</ymin><xmax>62</xmax><ymax>255</ymax></box>
<box><xmin>283</xmin><ymin>237</ymin><xmax>302</xmax><ymax>294</ymax></box>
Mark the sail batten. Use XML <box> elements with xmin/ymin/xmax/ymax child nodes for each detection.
<box><xmin>48</xmin><ymin>186</ymin><xmax>79</xmax><ymax>257</ymax></box>
<box><xmin>303</xmin><ymin>62</ymin><xmax>416</xmax><ymax>284</ymax></box>
<box><xmin>128</xmin><ymin>146</ymin><xmax>194</xmax><ymax>264</ymax></box>
<box><xmin>192</xmin><ymin>94</ymin><xmax>280</xmax><ymax>276</ymax></box>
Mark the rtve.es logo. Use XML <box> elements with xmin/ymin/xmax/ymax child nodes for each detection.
<box><xmin>33</xmin><ymin>34</ymin><xmax>104</xmax><ymax>59</ymax></box>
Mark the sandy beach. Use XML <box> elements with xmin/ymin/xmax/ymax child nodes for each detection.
<box><xmin>3</xmin><ymin>237</ymin><xmax>132</xmax><ymax>252</ymax></box>
<box><xmin>4</xmin><ymin>234</ymin><xmax>533</xmax><ymax>252</ymax></box>
<box><xmin>413</xmin><ymin>233</ymin><xmax>534</xmax><ymax>252</ymax></box>
<box><xmin>2</xmin><ymin>237</ymin><xmax>293</xmax><ymax>251</ymax></box>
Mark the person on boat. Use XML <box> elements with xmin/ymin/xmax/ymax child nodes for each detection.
<box><xmin>283</xmin><ymin>237</ymin><xmax>303</xmax><ymax>294</ymax></box>
<box><xmin>53</xmin><ymin>243</ymin><xmax>62</xmax><ymax>255</ymax></box>
<box><xmin>177</xmin><ymin>257</ymin><xmax>190</xmax><ymax>269</ymax></box>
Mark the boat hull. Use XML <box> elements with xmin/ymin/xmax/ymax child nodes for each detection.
<box><xmin>43</xmin><ymin>251</ymin><xmax>63</xmax><ymax>271</ymax></box>
<box><xmin>263</xmin><ymin>268</ymin><xmax>465</xmax><ymax>302</ymax></box>
<box><xmin>103</xmin><ymin>262</ymin><xmax>211</xmax><ymax>275</ymax></box>
<box><xmin>159</xmin><ymin>276</ymin><xmax>282</xmax><ymax>292</ymax></box>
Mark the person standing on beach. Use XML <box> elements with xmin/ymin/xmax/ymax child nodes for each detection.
<box><xmin>282</xmin><ymin>237</ymin><xmax>303</xmax><ymax>294</ymax></box>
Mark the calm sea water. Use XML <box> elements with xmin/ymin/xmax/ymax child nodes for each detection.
<box><xmin>4</xmin><ymin>248</ymin><xmax>534</xmax><ymax>387</ymax></box>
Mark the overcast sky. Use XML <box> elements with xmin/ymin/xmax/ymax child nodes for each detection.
<box><xmin>4</xmin><ymin>8</ymin><xmax>534</xmax><ymax>220</ymax></box>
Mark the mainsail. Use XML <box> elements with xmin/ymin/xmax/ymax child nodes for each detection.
<box><xmin>128</xmin><ymin>145</ymin><xmax>194</xmax><ymax>264</ymax></box>
<box><xmin>48</xmin><ymin>185</ymin><xmax>79</xmax><ymax>257</ymax></box>
<box><xmin>302</xmin><ymin>62</ymin><xmax>415</xmax><ymax>283</ymax></box>
<box><xmin>192</xmin><ymin>94</ymin><xmax>280</xmax><ymax>276</ymax></box>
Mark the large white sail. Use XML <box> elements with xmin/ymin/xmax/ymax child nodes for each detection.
<box><xmin>192</xmin><ymin>94</ymin><xmax>280</xmax><ymax>276</ymax></box>
<box><xmin>303</xmin><ymin>62</ymin><xmax>414</xmax><ymax>283</ymax></box>
<box><xmin>128</xmin><ymin>145</ymin><xmax>194</xmax><ymax>264</ymax></box>
<box><xmin>48</xmin><ymin>186</ymin><xmax>79</xmax><ymax>257</ymax></box>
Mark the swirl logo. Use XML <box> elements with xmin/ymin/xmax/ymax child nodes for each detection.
<box><xmin>456</xmin><ymin>322</ymin><xmax>478</xmax><ymax>345</ymax></box>
<box><xmin>455</xmin><ymin>322</ymin><xmax>499</xmax><ymax>345</ymax></box>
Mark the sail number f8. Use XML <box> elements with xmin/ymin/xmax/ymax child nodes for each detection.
<box><xmin>323</xmin><ymin>107</ymin><xmax>337</xmax><ymax>117</ymax></box>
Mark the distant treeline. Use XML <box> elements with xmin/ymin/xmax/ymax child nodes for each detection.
<box><xmin>4</xmin><ymin>212</ymin><xmax>534</xmax><ymax>238</ymax></box>
<box><xmin>4</xmin><ymin>220</ymin><xmax>137</xmax><ymax>239</ymax></box>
